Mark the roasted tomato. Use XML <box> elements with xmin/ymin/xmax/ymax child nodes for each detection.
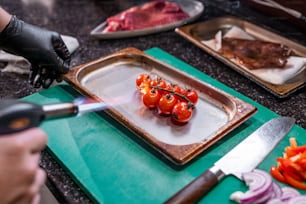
<box><xmin>142</xmin><ymin>88</ymin><xmax>161</xmax><ymax>109</ymax></box>
<box><xmin>158</xmin><ymin>94</ymin><xmax>178</xmax><ymax>115</ymax></box>
<box><xmin>171</xmin><ymin>102</ymin><xmax>193</xmax><ymax>124</ymax></box>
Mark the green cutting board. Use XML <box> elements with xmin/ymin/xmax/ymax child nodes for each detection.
<box><xmin>24</xmin><ymin>47</ymin><xmax>306</xmax><ymax>204</ymax></box>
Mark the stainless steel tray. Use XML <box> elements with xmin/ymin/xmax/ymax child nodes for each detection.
<box><xmin>175</xmin><ymin>16</ymin><xmax>306</xmax><ymax>98</ymax></box>
<box><xmin>64</xmin><ymin>47</ymin><xmax>257</xmax><ymax>165</ymax></box>
<box><xmin>90</xmin><ymin>0</ymin><xmax>204</xmax><ymax>39</ymax></box>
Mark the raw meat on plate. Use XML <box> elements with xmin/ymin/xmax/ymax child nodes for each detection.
<box><xmin>103</xmin><ymin>0</ymin><xmax>190</xmax><ymax>32</ymax></box>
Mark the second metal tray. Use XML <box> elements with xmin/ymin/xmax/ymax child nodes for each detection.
<box><xmin>64</xmin><ymin>47</ymin><xmax>257</xmax><ymax>166</ymax></box>
<box><xmin>175</xmin><ymin>16</ymin><xmax>306</xmax><ymax>98</ymax></box>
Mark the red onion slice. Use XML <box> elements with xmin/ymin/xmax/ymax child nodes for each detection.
<box><xmin>243</xmin><ymin>169</ymin><xmax>272</xmax><ymax>192</ymax></box>
<box><xmin>288</xmin><ymin>195</ymin><xmax>306</xmax><ymax>204</ymax></box>
<box><xmin>271</xmin><ymin>183</ymin><xmax>283</xmax><ymax>199</ymax></box>
<box><xmin>267</xmin><ymin>198</ymin><xmax>286</xmax><ymax>204</ymax></box>
<box><xmin>230</xmin><ymin>169</ymin><xmax>304</xmax><ymax>204</ymax></box>
<box><xmin>281</xmin><ymin>187</ymin><xmax>301</xmax><ymax>201</ymax></box>
<box><xmin>230</xmin><ymin>169</ymin><xmax>274</xmax><ymax>203</ymax></box>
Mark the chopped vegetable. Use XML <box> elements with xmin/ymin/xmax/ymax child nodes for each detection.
<box><xmin>270</xmin><ymin>137</ymin><xmax>306</xmax><ymax>190</ymax></box>
<box><xmin>230</xmin><ymin>169</ymin><xmax>303</xmax><ymax>204</ymax></box>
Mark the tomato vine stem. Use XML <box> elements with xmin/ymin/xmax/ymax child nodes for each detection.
<box><xmin>149</xmin><ymin>85</ymin><xmax>195</xmax><ymax>108</ymax></box>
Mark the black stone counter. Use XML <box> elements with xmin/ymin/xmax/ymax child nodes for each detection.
<box><xmin>0</xmin><ymin>0</ymin><xmax>305</xmax><ymax>203</ymax></box>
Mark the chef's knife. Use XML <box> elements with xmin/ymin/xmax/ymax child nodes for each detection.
<box><xmin>165</xmin><ymin>117</ymin><xmax>295</xmax><ymax>204</ymax></box>
<box><xmin>0</xmin><ymin>99</ymin><xmax>107</xmax><ymax>135</ymax></box>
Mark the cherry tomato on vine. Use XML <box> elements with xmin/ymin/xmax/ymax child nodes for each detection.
<box><xmin>179</xmin><ymin>88</ymin><xmax>187</xmax><ymax>96</ymax></box>
<box><xmin>171</xmin><ymin>84</ymin><xmax>182</xmax><ymax>100</ymax></box>
<box><xmin>142</xmin><ymin>88</ymin><xmax>161</xmax><ymax>109</ymax></box>
<box><xmin>136</xmin><ymin>74</ymin><xmax>151</xmax><ymax>89</ymax></box>
<box><xmin>156</xmin><ymin>79</ymin><xmax>167</xmax><ymax>94</ymax></box>
<box><xmin>185</xmin><ymin>89</ymin><xmax>198</xmax><ymax>104</ymax></box>
<box><xmin>171</xmin><ymin>102</ymin><xmax>193</xmax><ymax>124</ymax></box>
<box><xmin>149</xmin><ymin>79</ymin><xmax>157</xmax><ymax>86</ymax></box>
<box><xmin>149</xmin><ymin>78</ymin><xmax>166</xmax><ymax>94</ymax></box>
<box><xmin>158</xmin><ymin>94</ymin><xmax>178</xmax><ymax>115</ymax></box>
<box><xmin>172</xmin><ymin>84</ymin><xmax>181</xmax><ymax>92</ymax></box>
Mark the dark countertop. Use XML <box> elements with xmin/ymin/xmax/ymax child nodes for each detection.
<box><xmin>0</xmin><ymin>0</ymin><xmax>305</xmax><ymax>203</ymax></box>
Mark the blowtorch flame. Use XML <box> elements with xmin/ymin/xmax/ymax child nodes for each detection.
<box><xmin>73</xmin><ymin>95</ymin><xmax>131</xmax><ymax>116</ymax></box>
<box><xmin>73</xmin><ymin>98</ymin><xmax>108</xmax><ymax>115</ymax></box>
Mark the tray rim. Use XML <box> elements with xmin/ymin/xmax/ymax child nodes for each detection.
<box><xmin>89</xmin><ymin>0</ymin><xmax>204</xmax><ymax>39</ymax></box>
<box><xmin>175</xmin><ymin>15</ymin><xmax>306</xmax><ymax>98</ymax></box>
<box><xmin>63</xmin><ymin>47</ymin><xmax>257</xmax><ymax>166</ymax></box>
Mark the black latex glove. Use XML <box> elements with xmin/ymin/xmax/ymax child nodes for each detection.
<box><xmin>0</xmin><ymin>16</ymin><xmax>71</xmax><ymax>88</ymax></box>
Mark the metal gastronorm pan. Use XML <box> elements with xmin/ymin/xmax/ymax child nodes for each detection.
<box><xmin>64</xmin><ymin>47</ymin><xmax>257</xmax><ymax>166</ymax></box>
<box><xmin>175</xmin><ymin>16</ymin><xmax>306</xmax><ymax>98</ymax></box>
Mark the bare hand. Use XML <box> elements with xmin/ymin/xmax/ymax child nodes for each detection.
<box><xmin>0</xmin><ymin>128</ymin><xmax>48</xmax><ymax>204</ymax></box>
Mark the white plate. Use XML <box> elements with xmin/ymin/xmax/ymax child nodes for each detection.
<box><xmin>90</xmin><ymin>0</ymin><xmax>204</xmax><ymax>39</ymax></box>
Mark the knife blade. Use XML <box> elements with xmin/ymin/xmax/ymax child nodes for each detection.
<box><xmin>165</xmin><ymin>117</ymin><xmax>295</xmax><ymax>204</ymax></box>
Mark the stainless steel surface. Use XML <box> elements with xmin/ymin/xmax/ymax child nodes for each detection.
<box><xmin>43</xmin><ymin>101</ymin><xmax>107</xmax><ymax>118</ymax></box>
<box><xmin>214</xmin><ymin>117</ymin><xmax>295</xmax><ymax>179</ymax></box>
<box><xmin>43</xmin><ymin>103</ymin><xmax>78</xmax><ymax>118</ymax></box>
<box><xmin>77</xmin><ymin>101</ymin><xmax>108</xmax><ymax>115</ymax></box>
<box><xmin>64</xmin><ymin>47</ymin><xmax>257</xmax><ymax>165</ymax></box>
<box><xmin>90</xmin><ymin>0</ymin><xmax>204</xmax><ymax>39</ymax></box>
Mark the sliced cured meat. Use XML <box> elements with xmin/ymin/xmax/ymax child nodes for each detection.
<box><xmin>103</xmin><ymin>0</ymin><xmax>189</xmax><ymax>32</ymax></box>
<box><xmin>220</xmin><ymin>37</ymin><xmax>292</xmax><ymax>69</ymax></box>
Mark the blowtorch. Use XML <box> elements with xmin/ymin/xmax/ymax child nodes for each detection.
<box><xmin>0</xmin><ymin>98</ymin><xmax>107</xmax><ymax>134</ymax></box>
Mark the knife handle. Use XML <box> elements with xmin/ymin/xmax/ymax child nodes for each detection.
<box><xmin>164</xmin><ymin>168</ymin><xmax>224</xmax><ymax>204</ymax></box>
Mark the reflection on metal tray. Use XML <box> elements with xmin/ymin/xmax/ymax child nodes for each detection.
<box><xmin>175</xmin><ymin>16</ymin><xmax>306</xmax><ymax>98</ymax></box>
<box><xmin>90</xmin><ymin>0</ymin><xmax>204</xmax><ymax>39</ymax></box>
<box><xmin>64</xmin><ymin>47</ymin><xmax>257</xmax><ymax>165</ymax></box>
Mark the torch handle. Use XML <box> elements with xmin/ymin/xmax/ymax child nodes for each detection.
<box><xmin>0</xmin><ymin>99</ymin><xmax>45</xmax><ymax>134</ymax></box>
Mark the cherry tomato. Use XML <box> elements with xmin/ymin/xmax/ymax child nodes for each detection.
<box><xmin>158</xmin><ymin>94</ymin><xmax>178</xmax><ymax>115</ymax></box>
<box><xmin>164</xmin><ymin>84</ymin><xmax>183</xmax><ymax>100</ymax></box>
<box><xmin>185</xmin><ymin>89</ymin><xmax>199</xmax><ymax>104</ymax></box>
<box><xmin>148</xmin><ymin>77</ymin><xmax>166</xmax><ymax>94</ymax></box>
<box><xmin>164</xmin><ymin>83</ymin><xmax>172</xmax><ymax>90</ymax></box>
<box><xmin>149</xmin><ymin>78</ymin><xmax>158</xmax><ymax>87</ymax></box>
<box><xmin>142</xmin><ymin>88</ymin><xmax>161</xmax><ymax>109</ymax></box>
<box><xmin>171</xmin><ymin>84</ymin><xmax>182</xmax><ymax>100</ymax></box>
<box><xmin>179</xmin><ymin>88</ymin><xmax>187</xmax><ymax>96</ymax></box>
<box><xmin>139</xmin><ymin>83</ymin><xmax>150</xmax><ymax>95</ymax></box>
<box><xmin>178</xmin><ymin>88</ymin><xmax>187</xmax><ymax>101</ymax></box>
<box><xmin>156</xmin><ymin>79</ymin><xmax>167</xmax><ymax>94</ymax></box>
<box><xmin>136</xmin><ymin>74</ymin><xmax>151</xmax><ymax>89</ymax></box>
<box><xmin>171</xmin><ymin>84</ymin><xmax>181</xmax><ymax>93</ymax></box>
<box><xmin>171</xmin><ymin>102</ymin><xmax>193</xmax><ymax>124</ymax></box>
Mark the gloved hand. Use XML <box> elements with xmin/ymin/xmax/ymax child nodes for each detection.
<box><xmin>0</xmin><ymin>16</ymin><xmax>71</xmax><ymax>88</ymax></box>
